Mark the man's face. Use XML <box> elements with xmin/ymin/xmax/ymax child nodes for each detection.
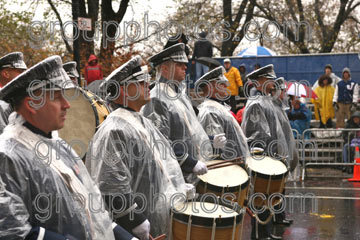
<box><xmin>239</xmin><ymin>66</ymin><xmax>245</xmax><ymax>73</ymax></box>
<box><xmin>31</xmin><ymin>90</ymin><xmax>70</xmax><ymax>133</ymax></box>
<box><xmin>161</xmin><ymin>61</ymin><xmax>187</xmax><ymax>82</ymax></box>
<box><xmin>354</xmin><ymin>117</ymin><xmax>360</xmax><ymax>125</ymax></box>
<box><xmin>343</xmin><ymin>72</ymin><xmax>350</xmax><ymax>80</ymax></box>
<box><xmin>325</xmin><ymin>68</ymin><xmax>332</xmax><ymax>75</ymax></box>
<box><xmin>209</xmin><ymin>81</ymin><xmax>228</xmax><ymax>99</ymax></box>
<box><xmin>126</xmin><ymin>81</ymin><xmax>150</xmax><ymax>106</ymax></box>
<box><xmin>0</xmin><ymin>68</ymin><xmax>25</xmax><ymax>87</ymax></box>
<box><xmin>224</xmin><ymin>62</ymin><xmax>231</xmax><ymax>70</ymax></box>
<box><xmin>292</xmin><ymin>100</ymin><xmax>301</xmax><ymax>110</ymax></box>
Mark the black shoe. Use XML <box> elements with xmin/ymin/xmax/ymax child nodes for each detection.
<box><xmin>270</xmin><ymin>234</ymin><xmax>283</xmax><ymax>239</ymax></box>
<box><xmin>274</xmin><ymin>218</ymin><xmax>293</xmax><ymax>225</ymax></box>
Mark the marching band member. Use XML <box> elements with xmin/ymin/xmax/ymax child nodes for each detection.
<box><xmin>0</xmin><ymin>52</ymin><xmax>27</xmax><ymax>134</ymax></box>
<box><xmin>0</xmin><ymin>56</ymin><xmax>135</xmax><ymax>240</ymax></box>
<box><xmin>63</xmin><ymin>61</ymin><xmax>80</xmax><ymax>85</ymax></box>
<box><xmin>196</xmin><ymin>66</ymin><xmax>250</xmax><ymax>160</ymax></box>
<box><xmin>86</xmin><ymin>55</ymin><xmax>188</xmax><ymax>239</ymax></box>
<box><xmin>242</xmin><ymin>64</ymin><xmax>292</xmax><ymax>240</ymax></box>
<box><xmin>142</xmin><ymin>43</ymin><xmax>227</xmax><ymax>179</ymax></box>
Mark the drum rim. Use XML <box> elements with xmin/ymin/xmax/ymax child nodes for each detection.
<box><xmin>82</xmin><ymin>89</ymin><xmax>101</xmax><ymax>128</ymax></box>
<box><xmin>247</xmin><ymin>156</ymin><xmax>289</xmax><ymax>179</ymax></box>
<box><xmin>198</xmin><ymin>176</ymin><xmax>250</xmax><ymax>192</ymax></box>
<box><xmin>250</xmin><ymin>170</ymin><xmax>289</xmax><ymax>180</ymax></box>
<box><xmin>171</xmin><ymin>196</ymin><xmax>244</xmax><ymax>227</ymax></box>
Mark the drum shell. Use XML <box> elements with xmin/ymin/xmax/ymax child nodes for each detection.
<box><xmin>250</xmin><ymin>169</ymin><xmax>288</xmax><ymax>207</ymax></box>
<box><xmin>196</xmin><ymin>178</ymin><xmax>249</xmax><ymax>208</ymax></box>
<box><xmin>171</xmin><ymin>197</ymin><xmax>244</xmax><ymax>240</ymax></box>
<box><xmin>172</xmin><ymin>220</ymin><xmax>241</xmax><ymax>240</ymax></box>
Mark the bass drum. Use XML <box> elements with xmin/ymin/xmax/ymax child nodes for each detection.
<box><xmin>58</xmin><ymin>88</ymin><xmax>109</xmax><ymax>159</ymax></box>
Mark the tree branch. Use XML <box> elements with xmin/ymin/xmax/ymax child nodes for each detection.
<box><xmin>47</xmin><ymin>0</ymin><xmax>73</xmax><ymax>53</ymax></box>
<box><xmin>285</xmin><ymin>0</ymin><xmax>298</xmax><ymax>22</ymax></box>
<box><xmin>314</xmin><ymin>0</ymin><xmax>326</xmax><ymax>40</ymax></box>
<box><xmin>234</xmin><ymin>0</ymin><xmax>249</xmax><ymax>24</ymax></box>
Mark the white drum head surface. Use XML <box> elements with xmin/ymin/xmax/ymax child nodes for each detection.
<box><xmin>198</xmin><ymin>160</ymin><xmax>248</xmax><ymax>187</ymax></box>
<box><xmin>58</xmin><ymin>88</ymin><xmax>96</xmax><ymax>158</ymax></box>
<box><xmin>247</xmin><ymin>156</ymin><xmax>288</xmax><ymax>175</ymax></box>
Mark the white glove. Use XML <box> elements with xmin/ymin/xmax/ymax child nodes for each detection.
<box><xmin>192</xmin><ymin>161</ymin><xmax>208</xmax><ymax>175</ymax></box>
<box><xmin>132</xmin><ymin>219</ymin><xmax>150</xmax><ymax>240</ymax></box>
<box><xmin>185</xmin><ymin>183</ymin><xmax>196</xmax><ymax>199</ymax></box>
<box><xmin>213</xmin><ymin>133</ymin><xmax>227</xmax><ymax>149</ymax></box>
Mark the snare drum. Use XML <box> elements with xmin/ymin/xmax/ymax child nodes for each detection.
<box><xmin>247</xmin><ymin>156</ymin><xmax>288</xmax><ymax>206</ymax></box>
<box><xmin>197</xmin><ymin>160</ymin><xmax>249</xmax><ymax>207</ymax></box>
<box><xmin>171</xmin><ymin>200</ymin><xmax>243</xmax><ymax>240</ymax></box>
<box><xmin>58</xmin><ymin>88</ymin><xmax>109</xmax><ymax>158</ymax></box>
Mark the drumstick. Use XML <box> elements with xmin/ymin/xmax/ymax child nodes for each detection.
<box><xmin>206</xmin><ymin>157</ymin><xmax>244</xmax><ymax>168</ymax></box>
<box><xmin>207</xmin><ymin>162</ymin><xmax>244</xmax><ymax>170</ymax></box>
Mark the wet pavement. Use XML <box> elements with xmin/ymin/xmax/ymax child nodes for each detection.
<box><xmin>241</xmin><ymin>177</ymin><xmax>360</xmax><ymax>239</ymax></box>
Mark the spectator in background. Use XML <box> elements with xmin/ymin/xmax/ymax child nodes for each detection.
<box><xmin>312</xmin><ymin>74</ymin><xmax>335</xmax><ymax>128</ymax></box>
<box><xmin>239</xmin><ymin>63</ymin><xmax>252</xmax><ymax>97</ymax></box>
<box><xmin>223</xmin><ymin>58</ymin><xmax>242</xmax><ymax>113</ymax></box>
<box><xmin>164</xmin><ymin>33</ymin><xmax>190</xmax><ymax>58</ymax></box>
<box><xmin>84</xmin><ymin>54</ymin><xmax>103</xmax><ymax>85</ymax></box>
<box><xmin>287</xmin><ymin>96</ymin><xmax>312</xmax><ymax>139</ymax></box>
<box><xmin>254</xmin><ymin>63</ymin><xmax>261</xmax><ymax>70</ymax></box>
<box><xmin>192</xmin><ymin>32</ymin><xmax>213</xmax><ymax>81</ymax></box>
<box><xmin>342</xmin><ymin>111</ymin><xmax>360</xmax><ymax>173</ymax></box>
<box><xmin>333</xmin><ymin>67</ymin><xmax>359</xmax><ymax>128</ymax></box>
<box><xmin>312</xmin><ymin>64</ymin><xmax>341</xmax><ymax>90</ymax></box>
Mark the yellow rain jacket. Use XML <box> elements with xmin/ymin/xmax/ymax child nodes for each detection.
<box><xmin>225</xmin><ymin>66</ymin><xmax>242</xmax><ymax>96</ymax></box>
<box><xmin>311</xmin><ymin>85</ymin><xmax>335</xmax><ymax>124</ymax></box>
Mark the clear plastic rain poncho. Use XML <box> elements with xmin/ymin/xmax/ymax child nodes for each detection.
<box><xmin>242</xmin><ymin>93</ymin><xmax>298</xmax><ymax>171</ymax></box>
<box><xmin>141</xmin><ymin>64</ymin><xmax>213</xmax><ymax>172</ymax></box>
<box><xmin>86</xmin><ymin>107</ymin><xmax>187</xmax><ymax>237</ymax></box>
<box><xmin>272</xmin><ymin>90</ymin><xmax>299</xmax><ymax>175</ymax></box>
<box><xmin>0</xmin><ymin>100</ymin><xmax>12</xmax><ymax>134</ymax></box>
<box><xmin>198</xmin><ymin>98</ymin><xmax>250</xmax><ymax>160</ymax></box>
<box><xmin>0</xmin><ymin>113</ymin><xmax>116</xmax><ymax>240</ymax></box>
<box><xmin>0</xmin><ymin>175</ymin><xmax>32</xmax><ymax>239</ymax></box>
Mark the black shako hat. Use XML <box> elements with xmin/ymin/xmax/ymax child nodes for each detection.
<box><xmin>0</xmin><ymin>52</ymin><xmax>27</xmax><ymax>70</ymax></box>
<box><xmin>195</xmin><ymin>66</ymin><xmax>228</xmax><ymax>89</ymax></box>
<box><xmin>148</xmin><ymin>43</ymin><xmax>188</xmax><ymax>67</ymax></box>
<box><xmin>0</xmin><ymin>55</ymin><xmax>75</xmax><ymax>103</ymax></box>
<box><xmin>63</xmin><ymin>61</ymin><xmax>79</xmax><ymax>78</ymax></box>
<box><xmin>246</xmin><ymin>64</ymin><xmax>277</xmax><ymax>81</ymax></box>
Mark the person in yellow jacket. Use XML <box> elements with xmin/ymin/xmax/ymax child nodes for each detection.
<box><xmin>223</xmin><ymin>58</ymin><xmax>242</xmax><ymax>113</ymax></box>
<box><xmin>311</xmin><ymin>74</ymin><xmax>335</xmax><ymax>128</ymax></box>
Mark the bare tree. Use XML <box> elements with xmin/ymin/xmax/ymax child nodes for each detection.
<box><xmin>221</xmin><ymin>0</ymin><xmax>256</xmax><ymax>56</ymax></box>
<box><xmin>255</xmin><ymin>0</ymin><xmax>360</xmax><ymax>53</ymax></box>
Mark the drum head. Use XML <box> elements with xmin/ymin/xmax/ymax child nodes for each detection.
<box><xmin>247</xmin><ymin>156</ymin><xmax>288</xmax><ymax>176</ymax></box>
<box><xmin>198</xmin><ymin>160</ymin><xmax>248</xmax><ymax>189</ymax></box>
<box><xmin>59</xmin><ymin>88</ymin><xmax>97</xmax><ymax>158</ymax></box>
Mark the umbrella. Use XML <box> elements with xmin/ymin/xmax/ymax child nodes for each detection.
<box><xmin>195</xmin><ymin>57</ymin><xmax>221</xmax><ymax>70</ymax></box>
<box><xmin>286</xmin><ymin>82</ymin><xmax>318</xmax><ymax>99</ymax></box>
<box><xmin>237</xmin><ymin>46</ymin><xmax>276</xmax><ymax>57</ymax></box>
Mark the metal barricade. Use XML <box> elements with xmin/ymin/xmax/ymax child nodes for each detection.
<box><xmin>300</xmin><ymin>128</ymin><xmax>360</xmax><ymax>180</ymax></box>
